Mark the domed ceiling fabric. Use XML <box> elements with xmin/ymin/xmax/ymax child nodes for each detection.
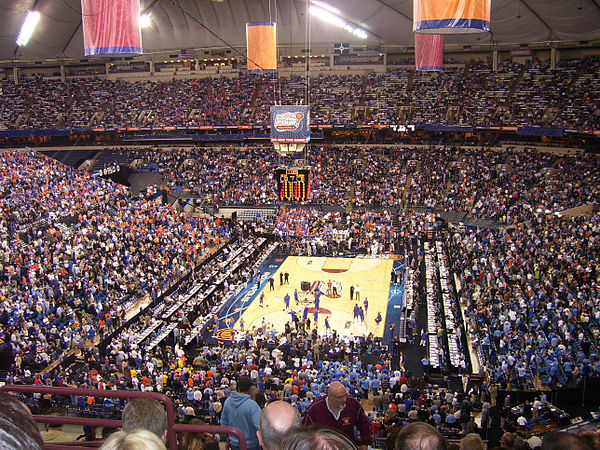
<box><xmin>2</xmin><ymin>0</ymin><xmax>600</xmax><ymax>61</ymax></box>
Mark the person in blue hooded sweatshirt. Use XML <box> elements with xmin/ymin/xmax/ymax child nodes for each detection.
<box><xmin>220</xmin><ymin>376</ymin><xmax>261</xmax><ymax>450</ymax></box>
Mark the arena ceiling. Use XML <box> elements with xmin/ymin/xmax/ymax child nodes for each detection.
<box><xmin>2</xmin><ymin>0</ymin><xmax>600</xmax><ymax>62</ymax></box>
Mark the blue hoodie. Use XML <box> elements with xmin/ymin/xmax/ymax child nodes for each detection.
<box><xmin>220</xmin><ymin>391</ymin><xmax>261</xmax><ymax>449</ymax></box>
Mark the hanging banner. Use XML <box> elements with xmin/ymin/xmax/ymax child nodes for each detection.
<box><xmin>81</xmin><ymin>0</ymin><xmax>142</xmax><ymax>55</ymax></box>
<box><xmin>246</xmin><ymin>22</ymin><xmax>277</xmax><ymax>73</ymax></box>
<box><xmin>413</xmin><ymin>0</ymin><xmax>490</xmax><ymax>33</ymax></box>
<box><xmin>517</xmin><ymin>126</ymin><xmax>564</xmax><ymax>137</ymax></box>
<box><xmin>415</xmin><ymin>33</ymin><xmax>444</xmax><ymax>70</ymax></box>
<box><xmin>270</xmin><ymin>106</ymin><xmax>310</xmax><ymax>143</ymax></box>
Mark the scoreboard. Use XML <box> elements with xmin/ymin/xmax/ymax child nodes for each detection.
<box><xmin>276</xmin><ymin>167</ymin><xmax>310</xmax><ymax>202</ymax></box>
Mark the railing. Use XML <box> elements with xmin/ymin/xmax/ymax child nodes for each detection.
<box><xmin>0</xmin><ymin>385</ymin><xmax>247</xmax><ymax>450</ymax></box>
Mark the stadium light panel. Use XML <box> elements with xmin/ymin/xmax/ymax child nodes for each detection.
<box><xmin>16</xmin><ymin>11</ymin><xmax>41</xmax><ymax>46</ymax></box>
<box><xmin>352</xmin><ymin>28</ymin><xmax>368</xmax><ymax>39</ymax></box>
<box><xmin>311</xmin><ymin>0</ymin><xmax>342</xmax><ymax>15</ymax></box>
<box><xmin>139</xmin><ymin>14</ymin><xmax>152</xmax><ymax>28</ymax></box>
<box><xmin>309</xmin><ymin>5</ymin><xmax>368</xmax><ymax>39</ymax></box>
<box><xmin>310</xmin><ymin>6</ymin><xmax>346</xmax><ymax>28</ymax></box>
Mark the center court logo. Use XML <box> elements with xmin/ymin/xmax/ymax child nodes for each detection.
<box><xmin>214</xmin><ymin>328</ymin><xmax>234</xmax><ymax>341</ymax></box>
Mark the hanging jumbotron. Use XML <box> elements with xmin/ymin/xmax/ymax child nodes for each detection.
<box><xmin>270</xmin><ymin>105</ymin><xmax>311</xmax><ymax>156</ymax></box>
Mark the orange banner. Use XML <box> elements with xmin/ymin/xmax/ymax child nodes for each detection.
<box><xmin>414</xmin><ymin>0</ymin><xmax>490</xmax><ymax>33</ymax></box>
<box><xmin>246</xmin><ymin>22</ymin><xmax>277</xmax><ymax>73</ymax></box>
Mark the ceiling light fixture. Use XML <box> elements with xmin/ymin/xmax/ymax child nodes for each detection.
<box><xmin>309</xmin><ymin>4</ymin><xmax>368</xmax><ymax>39</ymax></box>
<box><xmin>311</xmin><ymin>0</ymin><xmax>342</xmax><ymax>15</ymax></box>
<box><xmin>139</xmin><ymin>14</ymin><xmax>152</xmax><ymax>28</ymax></box>
<box><xmin>16</xmin><ymin>11</ymin><xmax>41</xmax><ymax>46</ymax></box>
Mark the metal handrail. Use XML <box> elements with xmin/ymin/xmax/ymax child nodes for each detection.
<box><xmin>0</xmin><ymin>385</ymin><xmax>247</xmax><ymax>450</ymax></box>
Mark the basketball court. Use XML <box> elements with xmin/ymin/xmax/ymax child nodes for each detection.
<box><xmin>210</xmin><ymin>255</ymin><xmax>405</xmax><ymax>342</ymax></box>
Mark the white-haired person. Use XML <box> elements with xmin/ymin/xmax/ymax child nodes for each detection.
<box><xmin>99</xmin><ymin>429</ymin><xmax>166</xmax><ymax>450</ymax></box>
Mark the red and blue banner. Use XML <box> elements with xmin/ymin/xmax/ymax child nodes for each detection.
<box><xmin>413</xmin><ymin>0</ymin><xmax>490</xmax><ymax>33</ymax></box>
<box><xmin>81</xmin><ymin>0</ymin><xmax>142</xmax><ymax>56</ymax></box>
<box><xmin>246</xmin><ymin>22</ymin><xmax>277</xmax><ymax>73</ymax></box>
<box><xmin>415</xmin><ymin>33</ymin><xmax>444</xmax><ymax>70</ymax></box>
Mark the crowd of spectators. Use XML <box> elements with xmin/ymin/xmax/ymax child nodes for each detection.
<box><xmin>273</xmin><ymin>208</ymin><xmax>398</xmax><ymax>257</ymax></box>
<box><xmin>109</xmin><ymin>142</ymin><xmax>600</xmax><ymax>392</ymax></box>
<box><xmin>126</xmin><ymin>145</ymin><xmax>278</xmax><ymax>204</ymax></box>
<box><xmin>369</xmin><ymin>377</ymin><xmax>488</xmax><ymax>443</ymax></box>
<box><xmin>0</xmin><ymin>76</ymin><xmax>259</xmax><ymax>129</ymax></box>
<box><xmin>102</xmin><ymin>232</ymin><xmax>269</xmax><ymax>387</ymax></box>
<box><xmin>11</xmin><ymin>305</ymin><xmax>402</xmax><ymax>440</ymax></box>
<box><xmin>1</xmin><ymin>56</ymin><xmax>600</xmax><ymax>130</ymax></box>
<box><xmin>451</xmin><ymin>211</ymin><xmax>600</xmax><ymax>388</ymax></box>
<box><xmin>436</xmin><ymin>147</ymin><xmax>600</xmax><ymax>223</ymax></box>
<box><xmin>0</xmin><ymin>132</ymin><xmax>599</xmax><ymax>447</ymax></box>
<box><xmin>5</xmin><ymin>143</ymin><xmax>594</xmax><ymax>390</ymax></box>
<box><xmin>0</xmin><ymin>149</ymin><xmax>233</xmax><ymax>374</ymax></box>
<box><xmin>560</xmin><ymin>57</ymin><xmax>600</xmax><ymax>129</ymax></box>
<box><xmin>116</xmin><ymin>145</ymin><xmax>600</xmax><ymax>226</ymax></box>
<box><xmin>35</xmin><ymin>142</ymin><xmax>596</xmax><ymax>391</ymax></box>
<box><xmin>459</xmin><ymin>61</ymin><xmax>522</xmax><ymax>126</ymax></box>
<box><xmin>0</xmin><ymin>149</ymin><xmax>127</xmax><ymax>232</ymax></box>
<box><xmin>411</xmin><ymin>67</ymin><xmax>464</xmax><ymax>125</ymax></box>
<box><xmin>364</xmin><ymin>70</ymin><xmax>410</xmax><ymax>124</ymax></box>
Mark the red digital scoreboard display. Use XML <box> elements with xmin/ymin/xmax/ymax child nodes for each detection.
<box><xmin>276</xmin><ymin>167</ymin><xmax>310</xmax><ymax>202</ymax></box>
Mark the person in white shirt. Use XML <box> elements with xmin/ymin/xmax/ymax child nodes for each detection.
<box><xmin>193</xmin><ymin>389</ymin><xmax>202</xmax><ymax>403</ymax></box>
<box><xmin>517</xmin><ymin>415</ymin><xmax>528</xmax><ymax>427</ymax></box>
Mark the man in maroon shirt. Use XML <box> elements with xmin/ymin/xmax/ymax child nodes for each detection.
<box><xmin>302</xmin><ymin>381</ymin><xmax>372</xmax><ymax>449</ymax></box>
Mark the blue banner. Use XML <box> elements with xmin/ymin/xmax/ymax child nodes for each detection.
<box><xmin>0</xmin><ymin>128</ymin><xmax>76</xmax><ymax>138</ymax></box>
<box><xmin>418</xmin><ymin>124</ymin><xmax>474</xmax><ymax>132</ymax></box>
<box><xmin>517</xmin><ymin>127</ymin><xmax>564</xmax><ymax>137</ymax></box>
<box><xmin>122</xmin><ymin>134</ymin><xmax>275</xmax><ymax>142</ymax></box>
